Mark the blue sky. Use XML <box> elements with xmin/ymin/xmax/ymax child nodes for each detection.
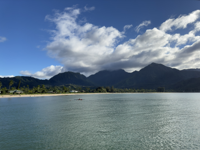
<box><xmin>1</xmin><ymin>0</ymin><xmax>200</xmax><ymax>79</ymax></box>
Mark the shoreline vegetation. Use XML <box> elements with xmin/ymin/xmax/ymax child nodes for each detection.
<box><xmin>0</xmin><ymin>80</ymin><xmax>168</xmax><ymax>98</ymax></box>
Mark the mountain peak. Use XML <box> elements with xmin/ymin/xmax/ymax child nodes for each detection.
<box><xmin>150</xmin><ymin>62</ymin><xmax>158</xmax><ymax>65</ymax></box>
<box><xmin>140</xmin><ymin>63</ymin><xmax>176</xmax><ymax>74</ymax></box>
<box><xmin>49</xmin><ymin>71</ymin><xmax>93</xmax><ymax>86</ymax></box>
<box><xmin>148</xmin><ymin>62</ymin><xmax>164</xmax><ymax>67</ymax></box>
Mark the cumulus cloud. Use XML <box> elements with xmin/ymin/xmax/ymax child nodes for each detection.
<box><xmin>20</xmin><ymin>65</ymin><xmax>64</xmax><ymax>79</ymax></box>
<box><xmin>45</xmin><ymin>6</ymin><xmax>123</xmax><ymax>75</ymax></box>
<box><xmin>160</xmin><ymin>10</ymin><xmax>200</xmax><ymax>32</ymax></box>
<box><xmin>22</xmin><ymin>8</ymin><xmax>200</xmax><ymax>79</ymax></box>
<box><xmin>135</xmin><ymin>21</ymin><xmax>151</xmax><ymax>32</ymax></box>
<box><xmin>42</xmin><ymin>7</ymin><xmax>200</xmax><ymax>76</ymax></box>
<box><xmin>0</xmin><ymin>36</ymin><xmax>6</xmax><ymax>42</ymax></box>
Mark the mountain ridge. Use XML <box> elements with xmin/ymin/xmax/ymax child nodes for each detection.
<box><xmin>1</xmin><ymin>63</ymin><xmax>200</xmax><ymax>91</ymax></box>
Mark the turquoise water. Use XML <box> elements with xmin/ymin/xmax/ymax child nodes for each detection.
<box><xmin>1</xmin><ymin>93</ymin><xmax>200</xmax><ymax>150</ymax></box>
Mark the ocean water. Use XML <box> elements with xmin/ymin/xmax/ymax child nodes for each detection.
<box><xmin>1</xmin><ymin>93</ymin><xmax>200</xmax><ymax>150</ymax></box>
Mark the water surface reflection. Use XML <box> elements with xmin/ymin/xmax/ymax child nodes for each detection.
<box><xmin>1</xmin><ymin>93</ymin><xmax>200</xmax><ymax>149</ymax></box>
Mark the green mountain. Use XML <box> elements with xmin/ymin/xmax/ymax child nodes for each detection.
<box><xmin>170</xmin><ymin>77</ymin><xmax>200</xmax><ymax>92</ymax></box>
<box><xmin>49</xmin><ymin>71</ymin><xmax>94</xmax><ymax>86</ymax></box>
<box><xmin>0</xmin><ymin>72</ymin><xmax>94</xmax><ymax>88</ymax></box>
<box><xmin>0</xmin><ymin>76</ymin><xmax>49</xmax><ymax>88</ymax></box>
<box><xmin>87</xmin><ymin>63</ymin><xmax>200</xmax><ymax>90</ymax></box>
<box><xmin>88</xmin><ymin>69</ymin><xmax>132</xmax><ymax>86</ymax></box>
<box><xmin>2</xmin><ymin>63</ymin><xmax>200</xmax><ymax>91</ymax></box>
<box><xmin>115</xmin><ymin>63</ymin><xmax>200</xmax><ymax>89</ymax></box>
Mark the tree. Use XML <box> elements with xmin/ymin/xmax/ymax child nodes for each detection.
<box><xmin>111</xmin><ymin>86</ymin><xmax>115</xmax><ymax>92</ymax></box>
<box><xmin>105</xmin><ymin>86</ymin><xmax>111</xmax><ymax>92</ymax></box>
<box><xmin>42</xmin><ymin>84</ymin><xmax>45</xmax><ymax>89</ymax></box>
<box><xmin>0</xmin><ymin>81</ymin><xmax>2</xmax><ymax>94</ymax></box>
<box><xmin>32</xmin><ymin>86</ymin><xmax>37</xmax><ymax>93</ymax></box>
<box><xmin>1</xmin><ymin>87</ymin><xmax>7</xmax><ymax>94</ymax></box>
<box><xmin>96</xmin><ymin>87</ymin><xmax>107</xmax><ymax>93</ymax></box>
<box><xmin>53</xmin><ymin>86</ymin><xmax>59</xmax><ymax>93</ymax></box>
<box><xmin>0</xmin><ymin>81</ymin><xmax>2</xmax><ymax>90</ymax></box>
<box><xmin>9</xmin><ymin>80</ymin><xmax>14</xmax><ymax>90</ymax></box>
<box><xmin>77</xmin><ymin>86</ymin><xmax>82</xmax><ymax>92</ymax></box>
<box><xmin>11</xmin><ymin>87</ymin><xmax>16</xmax><ymax>90</ymax></box>
<box><xmin>41</xmin><ymin>84</ymin><xmax>46</xmax><ymax>93</ymax></box>
<box><xmin>41</xmin><ymin>89</ymin><xmax>47</xmax><ymax>93</ymax></box>
<box><xmin>62</xmin><ymin>86</ymin><xmax>66</xmax><ymax>93</ymax></box>
<box><xmin>37</xmin><ymin>85</ymin><xmax>40</xmax><ymax>92</ymax></box>
<box><xmin>17</xmin><ymin>80</ymin><xmax>21</xmax><ymax>90</ymax></box>
<box><xmin>85</xmin><ymin>87</ymin><xmax>90</xmax><ymax>93</ymax></box>
<box><xmin>26</xmin><ymin>85</ymin><xmax>29</xmax><ymax>93</ymax></box>
<box><xmin>157</xmin><ymin>87</ymin><xmax>165</xmax><ymax>92</ymax></box>
<box><xmin>62</xmin><ymin>86</ymin><xmax>69</xmax><ymax>93</ymax></box>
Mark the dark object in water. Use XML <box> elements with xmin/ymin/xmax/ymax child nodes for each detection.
<box><xmin>78</xmin><ymin>98</ymin><xmax>82</xmax><ymax>100</ymax></box>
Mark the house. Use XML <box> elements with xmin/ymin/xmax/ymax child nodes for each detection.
<box><xmin>9</xmin><ymin>90</ymin><xmax>23</xmax><ymax>94</ymax></box>
<box><xmin>70</xmin><ymin>90</ymin><xmax>78</xmax><ymax>93</ymax></box>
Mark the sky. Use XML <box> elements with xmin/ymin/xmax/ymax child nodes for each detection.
<box><xmin>1</xmin><ymin>0</ymin><xmax>200</xmax><ymax>79</ymax></box>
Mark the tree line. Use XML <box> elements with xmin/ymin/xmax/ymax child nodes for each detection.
<box><xmin>0</xmin><ymin>80</ymin><xmax>168</xmax><ymax>94</ymax></box>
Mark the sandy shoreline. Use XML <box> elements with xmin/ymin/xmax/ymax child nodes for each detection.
<box><xmin>0</xmin><ymin>93</ymin><xmax>112</xmax><ymax>99</ymax></box>
<box><xmin>0</xmin><ymin>92</ymin><xmax>191</xmax><ymax>99</ymax></box>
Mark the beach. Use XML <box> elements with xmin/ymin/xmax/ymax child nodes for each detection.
<box><xmin>0</xmin><ymin>93</ymin><xmax>113</xmax><ymax>98</ymax></box>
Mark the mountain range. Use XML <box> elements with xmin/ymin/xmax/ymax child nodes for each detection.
<box><xmin>1</xmin><ymin>63</ymin><xmax>200</xmax><ymax>91</ymax></box>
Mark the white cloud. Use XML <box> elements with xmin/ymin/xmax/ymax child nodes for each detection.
<box><xmin>174</xmin><ymin>32</ymin><xmax>200</xmax><ymax>47</ymax></box>
<box><xmin>123</xmin><ymin>24</ymin><xmax>133</xmax><ymax>32</ymax></box>
<box><xmin>160</xmin><ymin>10</ymin><xmax>200</xmax><ymax>32</ymax></box>
<box><xmin>20</xmin><ymin>65</ymin><xmax>64</xmax><ymax>79</ymax></box>
<box><xmin>84</xmin><ymin>6</ymin><xmax>95</xmax><ymax>11</ymax></box>
<box><xmin>135</xmin><ymin>21</ymin><xmax>151</xmax><ymax>32</ymax></box>
<box><xmin>0</xmin><ymin>75</ymin><xmax>14</xmax><ymax>78</ymax></box>
<box><xmin>0</xmin><ymin>36</ymin><xmax>6</xmax><ymax>42</ymax></box>
<box><xmin>22</xmin><ymin>8</ymin><xmax>200</xmax><ymax>79</ymax></box>
<box><xmin>167</xmin><ymin>21</ymin><xmax>200</xmax><ymax>47</ymax></box>
<box><xmin>45</xmin><ymin>6</ymin><xmax>123</xmax><ymax>75</ymax></box>
<box><xmin>194</xmin><ymin>21</ymin><xmax>200</xmax><ymax>33</ymax></box>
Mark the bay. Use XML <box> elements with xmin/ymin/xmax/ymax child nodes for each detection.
<box><xmin>1</xmin><ymin>93</ymin><xmax>200</xmax><ymax>150</ymax></box>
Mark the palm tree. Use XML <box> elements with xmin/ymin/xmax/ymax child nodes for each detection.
<box><xmin>42</xmin><ymin>84</ymin><xmax>45</xmax><ymax>90</ymax></box>
<box><xmin>17</xmin><ymin>80</ymin><xmax>21</xmax><ymax>90</ymax></box>
<box><xmin>111</xmin><ymin>86</ymin><xmax>115</xmax><ymax>92</ymax></box>
<box><xmin>0</xmin><ymin>81</ymin><xmax>2</xmax><ymax>93</ymax></box>
<box><xmin>26</xmin><ymin>85</ymin><xmax>29</xmax><ymax>93</ymax></box>
<box><xmin>37</xmin><ymin>85</ymin><xmax>40</xmax><ymax>93</ymax></box>
<box><xmin>9</xmin><ymin>80</ymin><xmax>14</xmax><ymax>90</ymax></box>
<box><xmin>0</xmin><ymin>81</ymin><xmax>2</xmax><ymax>90</ymax></box>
